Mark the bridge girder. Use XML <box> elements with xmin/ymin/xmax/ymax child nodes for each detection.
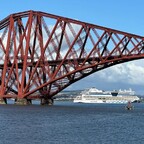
<box><xmin>0</xmin><ymin>10</ymin><xmax>144</xmax><ymax>99</ymax></box>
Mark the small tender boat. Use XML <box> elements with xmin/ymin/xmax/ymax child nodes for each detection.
<box><xmin>125</xmin><ymin>101</ymin><xmax>134</xmax><ymax>110</ymax></box>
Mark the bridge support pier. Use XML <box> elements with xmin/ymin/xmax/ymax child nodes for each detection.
<box><xmin>40</xmin><ymin>98</ymin><xmax>54</xmax><ymax>105</ymax></box>
<box><xmin>0</xmin><ymin>98</ymin><xmax>7</xmax><ymax>104</ymax></box>
<box><xmin>15</xmin><ymin>98</ymin><xmax>32</xmax><ymax>105</ymax></box>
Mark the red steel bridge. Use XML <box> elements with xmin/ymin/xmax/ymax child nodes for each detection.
<box><xmin>0</xmin><ymin>10</ymin><xmax>144</xmax><ymax>105</ymax></box>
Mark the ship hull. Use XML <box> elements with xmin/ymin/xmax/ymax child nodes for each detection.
<box><xmin>73</xmin><ymin>95</ymin><xmax>139</xmax><ymax>104</ymax></box>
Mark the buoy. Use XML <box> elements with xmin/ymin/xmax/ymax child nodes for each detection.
<box><xmin>125</xmin><ymin>101</ymin><xmax>133</xmax><ymax>110</ymax></box>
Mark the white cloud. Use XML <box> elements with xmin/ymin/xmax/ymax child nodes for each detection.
<box><xmin>96</xmin><ymin>60</ymin><xmax>144</xmax><ymax>85</ymax></box>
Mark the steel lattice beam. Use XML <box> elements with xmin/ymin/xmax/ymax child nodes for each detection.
<box><xmin>0</xmin><ymin>10</ymin><xmax>144</xmax><ymax>99</ymax></box>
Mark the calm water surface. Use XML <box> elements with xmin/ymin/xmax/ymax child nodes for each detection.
<box><xmin>0</xmin><ymin>101</ymin><xmax>144</xmax><ymax>144</ymax></box>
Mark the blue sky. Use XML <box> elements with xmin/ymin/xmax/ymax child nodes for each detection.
<box><xmin>1</xmin><ymin>0</ymin><xmax>144</xmax><ymax>36</ymax></box>
<box><xmin>1</xmin><ymin>0</ymin><xmax>144</xmax><ymax>94</ymax></box>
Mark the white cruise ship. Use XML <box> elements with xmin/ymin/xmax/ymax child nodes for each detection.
<box><xmin>73</xmin><ymin>87</ymin><xmax>139</xmax><ymax>104</ymax></box>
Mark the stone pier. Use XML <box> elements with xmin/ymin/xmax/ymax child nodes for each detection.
<box><xmin>15</xmin><ymin>98</ymin><xmax>32</xmax><ymax>105</ymax></box>
<box><xmin>40</xmin><ymin>98</ymin><xmax>54</xmax><ymax>105</ymax></box>
<box><xmin>0</xmin><ymin>98</ymin><xmax>7</xmax><ymax>104</ymax></box>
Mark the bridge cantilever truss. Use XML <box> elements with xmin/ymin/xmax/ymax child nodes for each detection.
<box><xmin>0</xmin><ymin>10</ymin><xmax>144</xmax><ymax>102</ymax></box>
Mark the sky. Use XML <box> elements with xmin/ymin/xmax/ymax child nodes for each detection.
<box><xmin>1</xmin><ymin>0</ymin><xmax>144</xmax><ymax>94</ymax></box>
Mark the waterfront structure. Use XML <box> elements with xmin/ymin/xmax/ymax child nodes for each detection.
<box><xmin>0</xmin><ymin>10</ymin><xmax>144</xmax><ymax>105</ymax></box>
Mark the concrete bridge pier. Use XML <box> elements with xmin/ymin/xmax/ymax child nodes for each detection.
<box><xmin>15</xmin><ymin>98</ymin><xmax>32</xmax><ymax>105</ymax></box>
<box><xmin>0</xmin><ymin>98</ymin><xmax>7</xmax><ymax>104</ymax></box>
<box><xmin>40</xmin><ymin>98</ymin><xmax>54</xmax><ymax>105</ymax></box>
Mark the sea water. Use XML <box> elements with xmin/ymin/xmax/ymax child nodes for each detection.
<box><xmin>0</xmin><ymin>101</ymin><xmax>144</xmax><ymax>144</ymax></box>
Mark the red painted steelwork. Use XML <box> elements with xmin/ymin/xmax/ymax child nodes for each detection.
<box><xmin>0</xmin><ymin>10</ymin><xmax>144</xmax><ymax>99</ymax></box>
